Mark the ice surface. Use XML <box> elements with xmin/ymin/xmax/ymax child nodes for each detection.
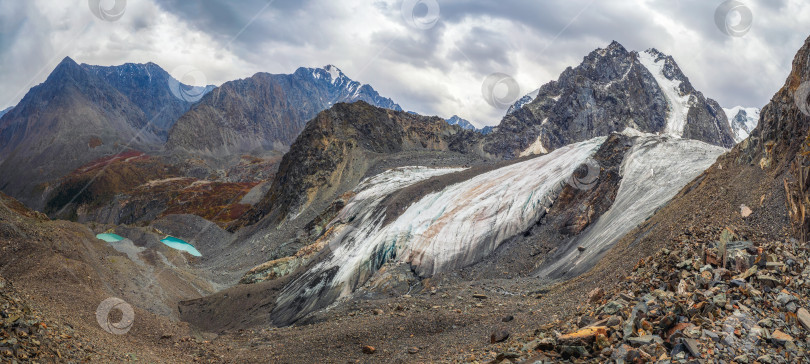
<box><xmin>535</xmin><ymin>135</ymin><xmax>725</xmax><ymax>279</ymax></box>
<box><xmin>275</xmin><ymin>138</ymin><xmax>606</xmax><ymax>321</ymax></box>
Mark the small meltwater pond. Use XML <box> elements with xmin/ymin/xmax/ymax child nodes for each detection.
<box><xmin>96</xmin><ymin>233</ymin><xmax>125</xmax><ymax>243</ymax></box>
<box><xmin>160</xmin><ymin>236</ymin><xmax>202</xmax><ymax>257</ymax></box>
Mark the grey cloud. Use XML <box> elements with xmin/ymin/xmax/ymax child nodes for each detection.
<box><xmin>1</xmin><ymin>0</ymin><xmax>809</xmax><ymax>126</ymax></box>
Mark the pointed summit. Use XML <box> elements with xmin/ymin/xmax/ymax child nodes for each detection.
<box><xmin>607</xmin><ymin>40</ymin><xmax>625</xmax><ymax>50</ymax></box>
<box><xmin>58</xmin><ymin>56</ymin><xmax>77</xmax><ymax>66</ymax></box>
<box><xmin>46</xmin><ymin>56</ymin><xmax>86</xmax><ymax>83</ymax></box>
<box><xmin>446</xmin><ymin>115</ymin><xmax>476</xmax><ymax>130</ymax></box>
<box><xmin>487</xmin><ymin>42</ymin><xmax>735</xmax><ymax>158</ymax></box>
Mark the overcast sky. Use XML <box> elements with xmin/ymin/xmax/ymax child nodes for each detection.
<box><xmin>1</xmin><ymin>0</ymin><xmax>809</xmax><ymax>127</ymax></box>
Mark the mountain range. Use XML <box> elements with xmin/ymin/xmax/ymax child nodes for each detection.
<box><xmin>166</xmin><ymin>65</ymin><xmax>401</xmax><ymax>156</ymax></box>
<box><xmin>0</xmin><ymin>60</ymin><xmax>402</xmax><ymax>211</ymax></box>
<box><xmin>176</xmin><ymin>43</ymin><xmax>757</xmax><ymax>327</ymax></box>
<box><xmin>0</xmin><ymin>57</ymin><xmax>169</xmax><ymax>209</ymax></box>
<box><xmin>5</xmin><ymin>36</ymin><xmax>805</xmax><ymax>363</ymax></box>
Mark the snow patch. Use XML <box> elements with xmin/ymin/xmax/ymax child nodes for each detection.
<box><xmin>519</xmin><ymin>134</ymin><xmax>549</xmax><ymax>156</ymax></box>
<box><xmin>506</xmin><ymin>89</ymin><xmax>541</xmax><ymax>115</ymax></box>
<box><xmin>324</xmin><ymin>65</ymin><xmax>342</xmax><ymax>84</ymax></box>
<box><xmin>620</xmin><ymin>127</ymin><xmax>648</xmax><ymax>138</ymax></box>
<box><xmin>638</xmin><ymin>50</ymin><xmax>691</xmax><ymax>138</ymax></box>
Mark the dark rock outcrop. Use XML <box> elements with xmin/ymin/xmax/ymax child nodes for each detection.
<box><xmin>231</xmin><ymin>101</ymin><xmax>480</xmax><ymax>229</ymax></box>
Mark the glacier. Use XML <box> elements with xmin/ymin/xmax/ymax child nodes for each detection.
<box><xmin>272</xmin><ymin>137</ymin><xmax>606</xmax><ymax>324</ymax></box>
<box><xmin>535</xmin><ymin>134</ymin><xmax>726</xmax><ymax>279</ymax></box>
<box><xmin>271</xmin><ymin>133</ymin><xmax>726</xmax><ymax>325</ymax></box>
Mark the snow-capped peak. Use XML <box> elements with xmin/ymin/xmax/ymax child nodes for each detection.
<box><xmin>723</xmin><ymin>106</ymin><xmax>760</xmax><ymax>143</ymax></box>
<box><xmin>296</xmin><ymin>65</ymin><xmax>403</xmax><ymax>112</ymax></box>
<box><xmin>323</xmin><ymin>64</ymin><xmax>344</xmax><ymax>84</ymax></box>
<box><xmin>445</xmin><ymin>115</ymin><xmax>477</xmax><ymax>130</ymax></box>
<box><xmin>506</xmin><ymin>88</ymin><xmax>540</xmax><ymax>115</ymax></box>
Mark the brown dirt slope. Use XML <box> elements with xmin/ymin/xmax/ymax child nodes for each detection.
<box><xmin>0</xmin><ymin>192</ymin><xmax>230</xmax><ymax>362</ymax></box>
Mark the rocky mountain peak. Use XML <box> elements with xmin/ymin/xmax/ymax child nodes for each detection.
<box><xmin>599</xmin><ymin>40</ymin><xmax>630</xmax><ymax>57</ymax></box>
<box><xmin>82</xmin><ymin>61</ymin><xmax>214</xmax><ymax>139</ymax></box>
<box><xmin>45</xmin><ymin>56</ymin><xmax>87</xmax><ymax>85</ymax></box>
<box><xmin>322</xmin><ymin>64</ymin><xmax>344</xmax><ymax>81</ymax></box>
<box><xmin>166</xmin><ymin>66</ymin><xmax>403</xmax><ymax>156</ymax></box>
<box><xmin>491</xmin><ymin>42</ymin><xmax>735</xmax><ymax>158</ymax></box>
<box><xmin>723</xmin><ymin>106</ymin><xmax>760</xmax><ymax>142</ymax></box>
<box><xmin>445</xmin><ymin>115</ymin><xmax>476</xmax><ymax>130</ymax></box>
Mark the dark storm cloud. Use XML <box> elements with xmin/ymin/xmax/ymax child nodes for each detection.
<box><xmin>154</xmin><ymin>0</ymin><xmax>322</xmax><ymax>46</ymax></box>
<box><xmin>1</xmin><ymin>0</ymin><xmax>810</xmax><ymax>126</ymax></box>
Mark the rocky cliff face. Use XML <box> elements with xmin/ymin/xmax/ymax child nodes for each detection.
<box><xmin>0</xmin><ymin>57</ymin><xmax>159</xmax><ymax>209</ymax></box>
<box><xmin>0</xmin><ymin>58</ymin><xmax>214</xmax><ymax>209</ymax></box>
<box><xmin>486</xmin><ymin>42</ymin><xmax>735</xmax><ymax>158</ymax></box>
<box><xmin>231</xmin><ymin>101</ymin><xmax>480</xmax><ymax>229</ymax></box>
<box><xmin>84</xmin><ymin>62</ymin><xmax>214</xmax><ymax>139</ymax></box>
<box><xmin>165</xmin><ymin>65</ymin><xmax>402</xmax><ymax>157</ymax></box>
<box><xmin>738</xmin><ymin>36</ymin><xmax>810</xmax><ymax>241</ymax></box>
<box><xmin>0</xmin><ymin>106</ymin><xmax>11</xmax><ymax>119</ymax></box>
<box><xmin>503</xmin><ymin>36</ymin><xmax>810</xmax><ymax>362</ymax></box>
<box><xmin>737</xmin><ymin>36</ymin><xmax>810</xmax><ymax>171</ymax></box>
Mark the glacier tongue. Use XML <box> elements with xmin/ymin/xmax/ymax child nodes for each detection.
<box><xmin>397</xmin><ymin>137</ymin><xmax>605</xmax><ymax>276</ymax></box>
<box><xmin>273</xmin><ymin>137</ymin><xmax>606</xmax><ymax>324</ymax></box>
<box><xmin>535</xmin><ymin>134</ymin><xmax>726</xmax><ymax>280</ymax></box>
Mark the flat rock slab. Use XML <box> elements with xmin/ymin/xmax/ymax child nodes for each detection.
<box><xmin>798</xmin><ymin>308</ymin><xmax>810</xmax><ymax>331</ymax></box>
<box><xmin>558</xmin><ymin>327</ymin><xmax>607</xmax><ymax>345</ymax></box>
<box><xmin>682</xmin><ymin>338</ymin><xmax>700</xmax><ymax>358</ymax></box>
<box><xmin>626</xmin><ymin>335</ymin><xmax>663</xmax><ymax>347</ymax></box>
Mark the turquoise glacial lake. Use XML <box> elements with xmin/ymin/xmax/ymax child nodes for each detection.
<box><xmin>96</xmin><ymin>233</ymin><xmax>125</xmax><ymax>243</ymax></box>
<box><xmin>160</xmin><ymin>236</ymin><xmax>202</xmax><ymax>257</ymax></box>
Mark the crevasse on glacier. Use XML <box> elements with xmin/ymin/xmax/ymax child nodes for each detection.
<box><xmin>272</xmin><ymin>137</ymin><xmax>606</xmax><ymax>324</ymax></box>
<box><xmin>535</xmin><ymin>134</ymin><xmax>726</xmax><ymax>280</ymax></box>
